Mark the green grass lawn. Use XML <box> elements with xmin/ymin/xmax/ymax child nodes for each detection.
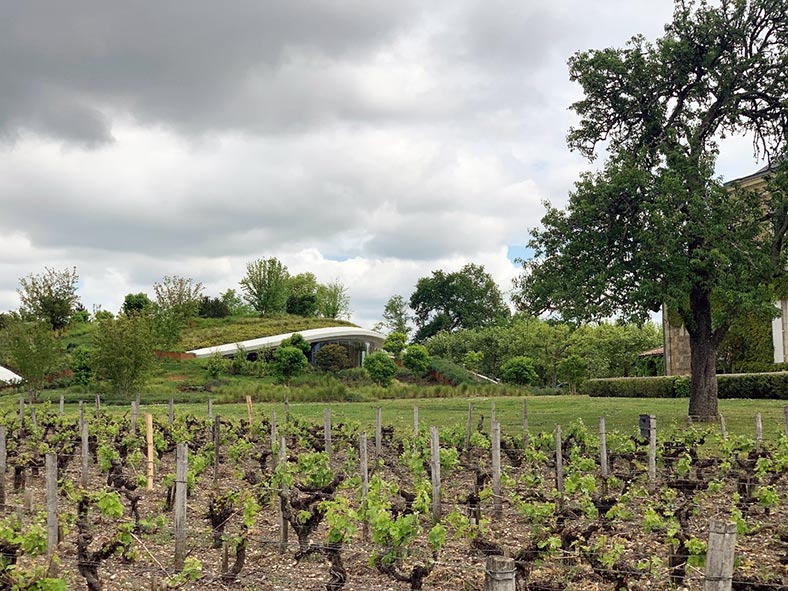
<box><xmin>13</xmin><ymin>394</ymin><xmax>785</xmax><ymax>442</ymax></box>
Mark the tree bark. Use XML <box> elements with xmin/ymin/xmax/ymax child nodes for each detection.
<box><xmin>687</xmin><ymin>287</ymin><xmax>721</xmax><ymax>421</ymax></box>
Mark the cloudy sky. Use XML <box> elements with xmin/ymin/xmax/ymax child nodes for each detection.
<box><xmin>0</xmin><ymin>0</ymin><xmax>765</xmax><ymax>329</ymax></box>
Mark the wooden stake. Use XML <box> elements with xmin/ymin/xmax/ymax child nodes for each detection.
<box><xmin>490</xmin><ymin>401</ymin><xmax>496</xmax><ymax>435</ymax></box>
<box><xmin>555</xmin><ymin>425</ymin><xmax>564</xmax><ymax>494</ymax></box>
<box><xmin>208</xmin><ymin>398</ymin><xmax>213</xmax><ymax>419</ymax></box>
<box><xmin>492</xmin><ymin>421</ymin><xmax>502</xmax><ymax>519</ymax></box>
<box><xmin>0</xmin><ymin>426</ymin><xmax>6</xmax><ymax>508</ymax></box>
<box><xmin>168</xmin><ymin>399</ymin><xmax>174</xmax><ymax>426</ymax></box>
<box><xmin>81</xmin><ymin>420</ymin><xmax>89</xmax><ymax>488</ymax></box>
<box><xmin>270</xmin><ymin>411</ymin><xmax>278</xmax><ymax>471</ymax></box>
<box><xmin>95</xmin><ymin>393</ymin><xmax>101</xmax><ymax>417</ymax></box>
<box><xmin>284</xmin><ymin>395</ymin><xmax>290</xmax><ymax>424</ymax></box>
<box><xmin>704</xmin><ymin>520</ymin><xmax>736</xmax><ymax>591</ymax></box>
<box><xmin>599</xmin><ymin>417</ymin><xmax>608</xmax><ymax>479</ymax></box>
<box><xmin>755</xmin><ymin>412</ymin><xmax>763</xmax><ymax>451</ymax></box>
<box><xmin>360</xmin><ymin>432</ymin><xmax>369</xmax><ymax>541</ymax></box>
<box><xmin>213</xmin><ymin>415</ymin><xmax>220</xmax><ymax>485</ymax></box>
<box><xmin>324</xmin><ymin>408</ymin><xmax>332</xmax><ymax>461</ymax></box>
<box><xmin>174</xmin><ymin>443</ymin><xmax>188</xmax><ymax>570</ymax></box>
<box><xmin>485</xmin><ymin>555</ymin><xmax>516</xmax><ymax>591</ymax></box>
<box><xmin>648</xmin><ymin>415</ymin><xmax>657</xmax><ymax>494</ymax></box>
<box><xmin>375</xmin><ymin>407</ymin><xmax>382</xmax><ymax>457</ymax></box>
<box><xmin>146</xmin><ymin>414</ymin><xmax>154</xmax><ymax>491</ymax></box>
<box><xmin>719</xmin><ymin>414</ymin><xmax>728</xmax><ymax>440</ymax></box>
<box><xmin>413</xmin><ymin>406</ymin><xmax>419</xmax><ymax>438</ymax></box>
<box><xmin>465</xmin><ymin>402</ymin><xmax>474</xmax><ymax>451</ymax></box>
<box><xmin>46</xmin><ymin>453</ymin><xmax>58</xmax><ymax>558</ymax></box>
<box><xmin>522</xmin><ymin>398</ymin><xmax>529</xmax><ymax>447</ymax></box>
<box><xmin>278</xmin><ymin>435</ymin><xmax>288</xmax><ymax>553</ymax></box>
<box><xmin>430</xmin><ymin>426</ymin><xmax>442</xmax><ymax>521</ymax></box>
<box><xmin>246</xmin><ymin>396</ymin><xmax>253</xmax><ymax>426</ymax></box>
<box><xmin>59</xmin><ymin>395</ymin><xmax>64</xmax><ymax>415</ymax></box>
<box><xmin>783</xmin><ymin>406</ymin><xmax>788</xmax><ymax>438</ymax></box>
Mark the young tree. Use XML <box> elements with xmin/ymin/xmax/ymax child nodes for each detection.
<box><xmin>500</xmin><ymin>356</ymin><xmax>538</xmax><ymax>386</ymax></box>
<box><xmin>517</xmin><ymin>0</ymin><xmax>788</xmax><ymax>420</ymax></box>
<box><xmin>380</xmin><ymin>295</ymin><xmax>411</xmax><ymax>335</ymax></box>
<box><xmin>1</xmin><ymin>320</ymin><xmax>61</xmax><ymax>402</ymax></box>
<box><xmin>286</xmin><ymin>272</ymin><xmax>320</xmax><ymax>317</ymax></box>
<box><xmin>240</xmin><ymin>258</ymin><xmax>290</xmax><ymax>315</ymax></box>
<box><xmin>272</xmin><ymin>345</ymin><xmax>308</xmax><ymax>382</ymax></box>
<box><xmin>122</xmin><ymin>292</ymin><xmax>153</xmax><ymax>316</ymax></box>
<box><xmin>382</xmin><ymin>332</ymin><xmax>408</xmax><ymax>360</ymax></box>
<box><xmin>17</xmin><ymin>266</ymin><xmax>80</xmax><ymax>331</ymax></box>
<box><xmin>410</xmin><ymin>263</ymin><xmax>510</xmax><ymax>342</ymax></box>
<box><xmin>93</xmin><ymin>314</ymin><xmax>155</xmax><ymax>398</ymax></box>
<box><xmin>220</xmin><ymin>288</ymin><xmax>255</xmax><ymax>316</ymax></box>
<box><xmin>153</xmin><ymin>275</ymin><xmax>204</xmax><ymax>322</ymax></box>
<box><xmin>317</xmin><ymin>281</ymin><xmax>351</xmax><ymax>320</ymax></box>
<box><xmin>363</xmin><ymin>352</ymin><xmax>397</xmax><ymax>387</ymax></box>
<box><xmin>314</xmin><ymin>343</ymin><xmax>351</xmax><ymax>373</ymax></box>
<box><xmin>402</xmin><ymin>344</ymin><xmax>431</xmax><ymax>376</ymax></box>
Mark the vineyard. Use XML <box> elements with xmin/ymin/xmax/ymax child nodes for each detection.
<box><xmin>1</xmin><ymin>399</ymin><xmax>787</xmax><ymax>591</ymax></box>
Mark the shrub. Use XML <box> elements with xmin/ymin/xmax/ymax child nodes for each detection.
<box><xmin>273</xmin><ymin>346</ymin><xmax>308</xmax><ymax>382</ymax></box>
<box><xmin>363</xmin><ymin>352</ymin><xmax>397</xmax><ymax>387</ymax></box>
<box><xmin>383</xmin><ymin>332</ymin><xmax>408</xmax><ymax>359</ymax></box>
<box><xmin>314</xmin><ymin>343</ymin><xmax>351</xmax><ymax>373</ymax></box>
<box><xmin>402</xmin><ymin>344</ymin><xmax>431</xmax><ymax>375</ymax></box>
<box><xmin>198</xmin><ymin>296</ymin><xmax>230</xmax><ymax>318</ymax></box>
<box><xmin>279</xmin><ymin>333</ymin><xmax>311</xmax><ymax>356</ymax></box>
<box><xmin>500</xmin><ymin>356</ymin><xmax>538</xmax><ymax>386</ymax></box>
<box><xmin>585</xmin><ymin>372</ymin><xmax>788</xmax><ymax>399</ymax></box>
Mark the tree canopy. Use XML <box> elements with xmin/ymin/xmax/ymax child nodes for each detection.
<box><xmin>17</xmin><ymin>266</ymin><xmax>81</xmax><ymax>331</ymax></box>
<box><xmin>516</xmin><ymin>0</ymin><xmax>788</xmax><ymax>420</ymax></box>
<box><xmin>240</xmin><ymin>257</ymin><xmax>290</xmax><ymax>315</ymax></box>
<box><xmin>410</xmin><ymin>263</ymin><xmax>510</xmax><ymax>342</ymax></box>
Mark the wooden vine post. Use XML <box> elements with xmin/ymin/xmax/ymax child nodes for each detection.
<box><xmin>360</xmin><ymin>432</ymin><xmax>369</xmax><ymax>541</ymax></box>
<box><xmin>485</xmin><ymin>555</ymin><xmax>516</xmax><ymax>591</ymax></box>
<box><xmin>704</xmin><ymin>520</ymin><xmax>736</xmax><ymax>591</ymax></box>
<box><xmin>490</xmin><ymin>401</ymin><xmax>496</xmax><ymax>434</ymax></box>
<box><xmin>270</xmin><ymin>411</ymin><xmax>278</xmax><ymax>470</ymax></box>
<box><xmin>555</xmin><ymin>425</ymin><xmax>564</xmax><ymax>496</ymax></box>
<box><xmin>783</xmin><ymin>406</ymin><xmax>788</xmax><ymax>437</ymax></box>
<box><xmin>430</xmin><ymin>426</ymin><xmax>441</xmax><ymax>521</ymax></box>
<box><xmin>208</xmin><ymin>398</ymin><xmax>213</xmax><ymax>419</ymax></box>
<box><xmin>375</xmin><ymin>407</ymin><xmax>382</xmax><ymax>458</ymax></box>
<box><xmin>755</xmin><ymin>412</ymin><xmax>763</xmax><ymax>451</ymax></box>
<box><xmin>46</xmin><ymin>453</ymin><xmax>58</xmax><ymax>562</ymax></box>
<box><xmin>146</xmin><ymin>414</ymin><xmax>154</xmax><ymax>491</ymax></box>
<box><xmin>246</xmin><ymin>396</ymin><xmax>253</xmax><ymax>426</ymax></box>
<box><xmin>413</xmin><ymin>406</ymin><xmax>419</xmax><ymax>438</ymax></box>
<box><xmin>278</xmin><ymin>435</ymin><xmax>288</xmax><ymax>553</ymax></box>
<box><xmin>130</xmin><ymin>400</ymin><xmax>138</xmax><ymax>433</ymax></box>
<box><xmin>465</xmin><ymin>402</ymin><xmax>474</xmax><ymax>451</ymax></box>
<box><xmin>522</xmin><ymin>398</ymin><xmax>529</xmax><ymax>446</ymax></box>
<box><xmin>0</xmin><ymin>426</ymin><xmax>5</xmax><ymax>508</ymax></box>
<box><xmin>324</xmin><ymin>408</ymin><xmax>332</xmax><ymax>461</ymax></box>
<box><xmin>492</xmin><ymin>420</ymin><xmax>502</xmax><ymax>519</ymax></box>
<box><xmin>648</xmin><ymin>415</ymin><xmax>657</xmax><ymax>494</ymax></box>
<box><xmin>59</xmin><ymin>395</ymin><xmax>64</xmax><ymax>415</ymax></box>
<box><xmin>719</xmin><ymin>414</ymin><xmax>728</xmax><ymax>440</ymax></box>
<box><xmin>599</xmin><ymin>417</ymin><xmax>608</xmax><ymax>484</ymax></box>
<box><xmin>81</xmin><ymin>420</ymin><xmax>89</xmax><ymax>488</ymax></box>
<box><xmin>174</xmin><ymin>443</ymin><xmax>188</xmax><ymax>570</ymax></box>
<box><xmin>213</xmin><ymin>415</ymin><xmax>221</xmax><ymax>485</ymax></box>
<box><xmin>168</xmin><ymin>399</ymin><xmax>175</xmax><ymax>426</ymax></box>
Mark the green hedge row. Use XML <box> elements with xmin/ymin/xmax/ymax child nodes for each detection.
<box><xmin>585</xmin><ymin>372</ymin><xmax>788</xmax><ymax>399</ymax></box>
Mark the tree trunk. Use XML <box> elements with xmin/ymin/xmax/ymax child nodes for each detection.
<box><xmin>687</xmin><ymin>288</ymin><xmax>719</xmax><ymax>421</ymax></box>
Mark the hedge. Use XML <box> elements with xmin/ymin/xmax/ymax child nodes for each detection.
<box><xmin>585</xmin><ymin>372</ymin><xmax>788</xmax><ymax>400</ymax></box>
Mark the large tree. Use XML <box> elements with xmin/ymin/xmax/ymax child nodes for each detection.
<box><xmin>1</xmin><ymin>319</ymin><xmax>61</xmax><ymax>402</ymax></box>
<box><xmin>93</xmin><ymin>314</ymin><xmax>155</xmax><ymax>398</ymax></box>
<box><xmin>410</xmin><ymin>263</ymin><xmax>510</xmax><ymax>342</ymax></box>
<box><xmin>240</xmin><ymin>257</ymin><xmax>290</xmax><ymax>315</ymax></box>
<box><xmin>516</xmin><ymin>0</ymin><xmax>788</xmax><ymax>420</ymax></box>
<box><xmin>380</xmin><ymin>295</ymin><xmax>411</xmax><ymax>335</ymax></box>
<box><xmin>317</xmin><ymin>280</ymin><xmax>351</xmax><ymax>320</ymax></box>
<box><xmin>17</xmin><ymin>266</ymin><xmax>81</xmax><ymax>332</ymax></box>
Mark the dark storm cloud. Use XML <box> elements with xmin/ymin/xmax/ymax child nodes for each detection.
<box><xmin>0</xmin><ymin>0</ymin><xmax>423</xmax><ymax>143</ymax></box>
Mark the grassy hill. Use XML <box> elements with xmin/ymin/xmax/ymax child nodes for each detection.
<box><xmin>60</xmin><ymin>314</ymin><xmax>358</xmax><ymax>352</ymax></box>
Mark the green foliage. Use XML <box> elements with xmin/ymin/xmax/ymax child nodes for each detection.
<box><xmin>198</xmin><ymin>296</ymin><xmax>230</xmax><ymax>319</ymax></box>
<box><xmin>463</xmin><ymin>350</ymin><xmax>484</xmax><ymax>373</ymax></box>
<box><xmin>17</xmin><ymin>266</ymin><xmax>80</xmax><ymax>331</ymax></box>
<box><xmin>428</xmin><ymin>356</ymin><xmax>481</xmax><ymax>385</ymax></box>
<box><xmin>272</xmin><ymin>346</ymin><xmax>308</xmax><ymax>382</ymax></box>
<box><xmin>380</xmin><ymin>295</ymin><xmax>411</xmax><ymax>335</ymax></box>
<box><xmin>500</xmin><ymin>356</ymin><xmax>538</xmax><ymax>386</ymax></box>
<box><xmin>240</xmin><ymin>257</ymin><xmax>290</xmax><ymax>315</ymax></box>
<box><xmin>410</xmin><ymin>263</ymin><xmax>509</xmax><ymax>342</ymax></box>
<box><xmin>0</xmin><ymin>319</ymin><xmax>62</xmax><ymax>398</ymax></box>
<box><xmin>383</xmin><ymin>332</ymin><xmax>407</xmax><ymax>359</ymax></box>
<box><xmin>586</xmin><ymin>372</ymin><xmax>788</xmax><ymax>400</ymax></box>
<box><xmin>122</xmin><ymin>292</ymin><xmax>153</xmax><ymax>316</ymax></box>
<box><xmin>93</xmin><ymin>314</ymin><xmax>155</xmax><ymax>397</ymax></box>
<box><xmin>68</xmin><ymin>346</ymin><xmax>93</xmax><ymax>387</ymax></box>
<box><xmin>363</xmin><ymin>352</ymin><xmax>397</xmax><ymax>387</ymax></box>
<box><xmin>314</xmin><ymin>343</ymin><xmax>351</xmax><ymax>373</ymax></box>
<box><xmin>557</xmin><ymin>354</ymin><xmax>588</xmax><ymax>394</ymax></box>
<box><xmin>220</xmin><ymin>289</ymin><xmax>255</xmax><ymax>316</ymax></box>
<box><xmin>316</xmin><ymin>281</ymin><xmax>351</xmax><ymax>320</ymax></box>
<box><xmin>402</xmin><ymin>344</ymin><xmax>430</xmax><ymax>375</ymax></box>
<box><xmin>153</xmin><ymin>275</ymin><xmax>204</xmax><ymax>322</ymax></box>
<box><xmin>279</xmin><ymin>333</ymin><xmax>311</xmax><ymax>356</ymax></box>
<box><xmin>286</xmin><ymin>272</ymin><xmax>320</xmax><ymax>317</ymax></box>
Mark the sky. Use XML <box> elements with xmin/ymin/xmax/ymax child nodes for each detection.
<box><xmin>0</xmin><ymin>0</ymin><xmax>768</xmax><ymax>330</ymax></box>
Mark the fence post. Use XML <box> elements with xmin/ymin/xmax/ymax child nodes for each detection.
<box><xmin>46</xmin><ymin>453</ymin><xmax>58</xmax><ymax>559</ymax></box>
<box><xmin>146</xmin><ymin>414</ymin><xmax>154</xmax><ymax>491</ymax></box>
<box><xmin>324</xmin><ymin>408</ymin><xmax>332</xmax><ymax>461</ymax></box>
<box><xmin>485</xmin><ymin>555</ymin><xmax>516</xmax><ymax>591</ymax></box>
<box><xmin>375</xmin><ymin>407</ymin><xmax>382</xmax><ymax>457</ymax></box>
<box><xmin>430</xmin><ymin>426</ymin><xmax>441</xmax><ymax>521</ymax></box>
<box><xmin>270</xmin><ymin>411</ymin><xmax>278</xmax><ymax>471</ymax></box>
<box><xmin>360</xmin><ymin>432</ymin><xmax>369</xmax><ymax>541</ymax></box>
<box><xmin>599</xmin><ymin>417</ymin><xmax>608</xmax><ymax>480</ymax></box>
<box><xmin>81</xmin><ymin>420</ymin><xmax>89</xmax><ymax>488</ymax></box>
<box><xmin>648</xmin><ymin>415</ymin><xmax>657</xmax><ymax>494</ymax></box>
<box><xmin>755</xmin><ymin>412</ymin><xmax>763</xmax><ymax>451</ymax></box>
<box><xmin>59</xmin><ymin>395</ymin><xmax>64</xmax><ymax>416</ymax></box>
<box><xmin>490</xmin><ymin>401</ymin><xmax>496</xmax><ymax>435</ymax></box>
<box><xmin>213</xmin><ymin>415</ymin><xmax>221</xmax><ymax>485</ymax></box>
<box><xmin>522</xmin><ymin>399</ymin><xmax>529</xmax><ymax>447</ymax></box>
<box><xmin>131</xmin><ymin>400</ymin><xmax>138</xmax><ymax>434</ymax></box>
<box><xmin>783</xmin><ymin>406</ymin><xmax>788</xmax><ymax>438</ymax></box>
<box><xmin>174</xmin><ymin>443</ymin><xmax>188</xmax><ymax>570</ymax></box>
<box><xmin>0</xmin><ymin>426</ymin><xmax>5</xmax><ymax>508</ymax></box>
<box><xmin>719</xmin><ymin>414</ymin><xmax>728</xmax><ymax>440</ymax></box>
<box><xmin>704</xmin><ymin>520</ymin><xmax>736</xmax><ymax>591</ymax></box>
<box><xmin>95</xmin><ymin>394</ymin><xmax>101</xmax><ymax>417</ymax></box>
<box><xmin>208</xmin><ymin>398</ymin><xmax>213</xmax><ymax>419</ymax></box>
<box><xmin>278</xmin><ymin>435</ymin><xmax>288</xmax><ymax>553</ymax></box>
<box><xmin>555</xmin><ymin>425</ymin><xmax>564</xmax><ymax>495</ymax></box>
<box><xmin>413</xmin><ymin>406</ymin><xmax>419</xmax><ymax>439</ymax></box>
<box><xmin>492</xmin><ymin>421</ymin><xmax>502</xmax><ymax>519</ymax></box>
<box><xmin>168</xmin><ymin>399</ymin><xmax>174</xmax><ymax>426</ymax></box>
<box><xmin>246</xmin><ymin>396</ymin><xmax>253</xmax><ymax>426</ymax></box>
<box><xmin>465</xmin><ymin>402</ymin><xmax>474</xmax><ymax>451</ymax></box>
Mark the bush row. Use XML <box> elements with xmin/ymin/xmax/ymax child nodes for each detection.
<box><xmin>585</xmin><ymin>371</ymin><xmax>788</xmax><ymax>399</ymax></box>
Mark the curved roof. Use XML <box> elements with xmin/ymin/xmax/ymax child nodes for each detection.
<box><xmin>0</xmin><ymin>364</ymin><xmax>22</xmax><ymax>384</ymax></box>
<box><xmin>188</xmin><ymin>326</ymin><xmax>386</xmax><ymax>358</ymax></box>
